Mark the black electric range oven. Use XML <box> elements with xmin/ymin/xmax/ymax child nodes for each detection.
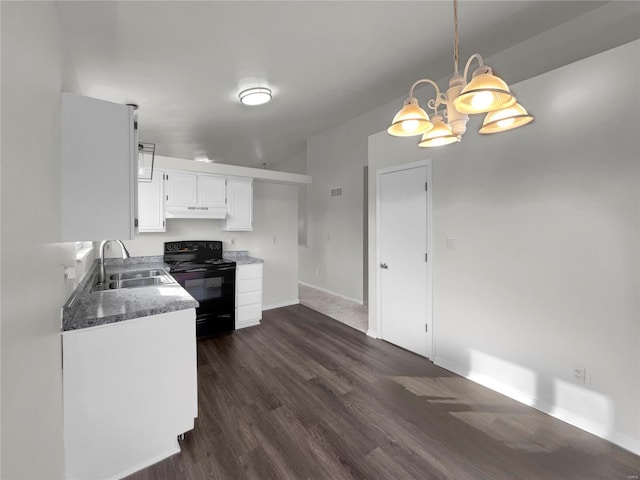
<box><xmin>164</xmin><ymin>241</ymin><xmax>236</xmax><ymax>338</ymax></box>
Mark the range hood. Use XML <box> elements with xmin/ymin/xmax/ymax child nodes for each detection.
<box><xmin>165</xmin><ymin>205</ymin><xmax>227</xmax><ymax>219</ymax></box>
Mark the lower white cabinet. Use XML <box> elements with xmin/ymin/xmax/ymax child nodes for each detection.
<box><xmin>62</xmin><ymin>309</ymin><xmax>197</xmax><ymax>480</ymax></box>
<box><xmin>224</xmin><ymin>177</ymin><xmax>253</xmax><ymax>231</ymax></box>
<box><xmin>137</xmin><ymin>170</ymin><xmax>165</xmax><ymax>232</ymax></box>
<box><xmin>236</xmin><ymin>263</ymin><xmax>263</xmax><ymax>328</ymax></box>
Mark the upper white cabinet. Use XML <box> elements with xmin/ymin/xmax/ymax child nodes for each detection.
<box><xmin>61</xmin><ymin>93</ymin><xmax>135</xmax><ymax>241</ymax></box>
<box><xmin>198</xmin><ymin>174</ymin><xmax>226</xmax><ymax>207</ymax></box>
<box><xmin>137</xmin><ymin>170</ymin><xmax>165</xmax><ymax>233</ymax></box>
<box><xmin>224</xmin><ymin>177</ymin><xmax>253</xmax><ymax>231</ymax></box>
<box><xmin>164</xmin><ymin>171</ymin><xmax>197</xmax><ymax>206</ymax></box>
<box><xmin>164</xmin><ymin>171</ymin><xmax>227</xmax><ymax>219</ymax></box>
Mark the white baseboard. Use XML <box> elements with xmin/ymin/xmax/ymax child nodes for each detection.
<box><xmin>236</xmin><ymin>319</ymin><xmax>261</xmax><ymax>329</ymax></box>
<box><xmin>298</xmin><ymin>281</ymin><xmax>364</xmax><ymax>305</ymax></box>
<box><xmin>366</xmin><ymin>329</ymin><xmax>378</xmax><ymax>339</ymax></box>
<box><xmin>109</xmin><ymin>443</ymin><xmax>180</xmax><ymax>480</ymax></box>
<box><xmin>262</xmin><ymin>299</ymin><xmax>299</xmax><ymax>311</ymax></box>
<box><xmin>434</xmin><ymin>356</ymin><xmax>640</xmax><ymax>456</ymax></box>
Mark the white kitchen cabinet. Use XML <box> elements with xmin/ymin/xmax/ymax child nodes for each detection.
<box><xmin>61</xmin><ymin>93</ymin><xmax>136</xmax><ymax>241</ymax></box>
<box><xmin>164</xmin><ymin>171</ymin><xmax>197</xmax><ymax>206</ymax></box>
<box><xmin>164</xmin><ymin>171</ymin><xmax>227</xmax><ymax>219</ymax></box>
<box><xmin>63</xmin><ymin>309</ymin><xmax>197</xmax><ymax>480</ymax></box>
<box><xmin>198</xmin><ymin>174</ymin><xmax>226</xmax><ymax>207</ymax></box>
<box><xmin>137</xmin><ymin>170</ymin><xmax>165</xmax><ymax>232</ymax></box>
<box><xmin>236</xmin><ymin>263</ymin><xmax>263</xmax><ymax>328</ymax></box>
<box><xmin>224</xmin><ymin>177</ymin><xmax>253</xmax><ymax>231</ymax></box>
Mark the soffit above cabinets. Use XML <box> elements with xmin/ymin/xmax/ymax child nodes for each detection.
<box><xmin>155</xmin><ymin>156</ymin><xmax>311</xmax><ymax>186</ymax></box>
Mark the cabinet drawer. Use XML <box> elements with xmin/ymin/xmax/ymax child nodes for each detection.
<box><xmin>237</xmin><ymin>277</ymin><xmax>261</xmax><ymax>294</ymax></box>
<box><xmin>237</xmin><ymin>290</ymin><xmax>262</xmax><ymax>307</ymax></box>
<box><xmin>238</xmin><ymin>303</ymin><xmax>262</xmax><ymax>322</ymax></box>
<box><xmin>237</xmin><ymin>264</ymin><xmax>262</xmax><ymax>280</ymax></box>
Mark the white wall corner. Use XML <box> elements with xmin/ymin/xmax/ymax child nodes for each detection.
<box><xmin>263</xmin><ymin>299</ymin><xmax>300</xmax><ymax>311</ymax></box>
<box><xmin>299</xmin><ymin>281</ymin><xmax>364</xmax><ymax>305</ymax></box>
<box><xmin>366</xmin><ymin>329</ymin><xmax>378</xmax><ymax>339</ymax></box>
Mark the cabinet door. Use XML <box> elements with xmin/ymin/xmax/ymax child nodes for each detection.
<box><xmin>198</xmin><ymin>174</ymin><xmax>226</xmax><ymax>207</ymax></box>
<box><xmin>224</xmin><ymin>177</ymin><xmax>253</xmax><ymax>231</ymax></box>
<box><xmin>165</xmin><ymin>171</ymin><xmax>197</xmax><ymax>205</ymax></box>
<box><xmin>63</xmin><ymin>310</ymin><xmax>197</xmax><ymax>480</ymax></box>
<box><xmin>137</xmin><ymin>171</ymin><xmax>165</xmax><ymax>232</ymax></box>
<box><xmin>62</xmin><ymin>93</ymin><xmax>135</xmax><ymax>241</ymax></box>
<box><xmin>236</xmin><ymin>263</ymin><xmax>263</xmax><ymax>328</ymax></box>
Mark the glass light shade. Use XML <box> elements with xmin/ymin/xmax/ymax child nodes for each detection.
<box><xmin>479</xmin><ymin>103</ymin><xmax>534</xmax><ymax>134</ymax></box>
<box><xmin>388</xmin><ymin>98</ymin><xmax>433</xmax><ymax>137</ymax></box>
<box><xmin>453</xmin><ymin>66</ymin><xmax>516</xmax><ymax>114</ymax></box>
<box><xmin>418</xmin><ymin>115</ymin><xmax>458</xmax><ymax>147</ymax></box>
<box><xmin>239</xmin><ymin>87</ymin><xmax>272</xmax><ymax>106</ymax></box>
<box><xmin>137</xmin><ymin>142</ymin><xmax>155</xmax><ymax>182</ymax></box>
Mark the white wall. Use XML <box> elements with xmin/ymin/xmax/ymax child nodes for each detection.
<box><xmin>270</xmin><ymin>150</ymin><xmax>307</xmax><ymax>175</ymax></box>
<box><xmin>304</xmin><ymin>1</ymin><xmax>640</xmax><ymax>304</ymax></box>
<box><xmin>123</xmin><ymin>181</ymin><xmax>299</xmax><ymax>308</ymax></box>
<box><xmin>1</xmin><ymin>2</ymin><xmax>78</xmax><ymax>477</ymax></box>
<box><xmin>271</xmin><ymin>151</ymin><xmax>309</xmax><ymax>246</ymax></box>
<box><xmin>368</xmin><ymin>41</ymin><xmax>640</xmax><ymax>454</ymax></box>
<box><xmin>303</xmin><ymin>116</ymin><xmax>378</xmax><ymax>302</ymax></box>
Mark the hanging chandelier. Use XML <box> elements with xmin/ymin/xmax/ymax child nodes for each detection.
<box><xmin>388</xmin><ymin>0</ymin><xmax>534</xmax><ymax>147</ymax></box>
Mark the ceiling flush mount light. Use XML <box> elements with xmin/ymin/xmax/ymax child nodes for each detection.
<box><xmin>239</xmin><ymin>87</ymin><xmax>272</xmax><ymax>106</ymax></box>
<box><xmin>388</xmin><ymin>0</ymin><xmax>533</xmax><ymax>148</ymax></box>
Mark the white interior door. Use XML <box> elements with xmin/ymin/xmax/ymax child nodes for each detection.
<box><xmin>378</xmin><ymin>163</ymin><xmax>430</xmax><ymax>357</ymax></box>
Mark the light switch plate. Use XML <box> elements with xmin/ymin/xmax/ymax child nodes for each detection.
<box><xmin>446</xmin><ymin>236</ymin><xmax>456</xmax><ymax>250</ymax></box>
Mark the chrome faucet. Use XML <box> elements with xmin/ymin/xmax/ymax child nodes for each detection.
<box><xmin>97</xmin><ymin>240</ymin><xmax>131</xmax><ymax>285</ymax></box>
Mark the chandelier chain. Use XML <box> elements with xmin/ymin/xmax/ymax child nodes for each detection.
<box><xmin>453</xmin><ymin>0</ymin><xmax>459</xmax><ymax>75</ymax></box>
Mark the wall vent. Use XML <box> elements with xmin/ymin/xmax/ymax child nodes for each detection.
<box><xmin>330</xmin><ymin>187</ymin><xmax>343</xmax><ymax>198</ymax></box>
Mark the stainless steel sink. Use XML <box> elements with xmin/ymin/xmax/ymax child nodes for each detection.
<box><xmin>92</xmin><ymin>268</ymin><xmax>175</xmax><ymax>292</ymax></box>
<box><xmin>109</xmin><ymin>269</ymin><xmax>166</xmax><ymax>281</ymax></box>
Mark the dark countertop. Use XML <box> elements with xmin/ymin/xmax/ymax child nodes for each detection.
<box><xmin>62</xmin><ymin>256</ymin><xmax>199</xmax><ymax>332</ymax></box>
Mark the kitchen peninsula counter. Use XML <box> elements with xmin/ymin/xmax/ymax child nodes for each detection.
<box><xmin>62</xmin><ymin>256</ymin><xmax>198</xmax><ymax>332</ymax></box>
<box><xmin>223</xmin><ymin>250</ymin><xmax>264</xmax><ymax>265</ymax></box>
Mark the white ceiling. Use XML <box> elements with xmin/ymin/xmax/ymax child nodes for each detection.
<box><xmin>57</xmin><ymin>1</ymin><xmax>614</xmax><ymax>168</ymax></box>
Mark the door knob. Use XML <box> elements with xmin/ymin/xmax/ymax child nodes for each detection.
<box><xmin>380</xmin><ymin>263</ymin><xmax>388</xmax><ymax>269</ymax></box>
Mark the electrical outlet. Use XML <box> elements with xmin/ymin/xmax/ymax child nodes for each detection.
<box><xmin>314</xmin><ymin>268</ymin><xmax>319</xmax><ymax>277</ymax></box>
<box><xmin>574</xmin><ymin>367</ymin><xmax>587</xmax><ymax>384</ymax></box>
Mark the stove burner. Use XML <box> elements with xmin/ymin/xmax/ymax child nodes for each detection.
<box><xmin>203</xmin><ymin>259</ymin><xmax>233</xmax><ymax>265</ymax></box>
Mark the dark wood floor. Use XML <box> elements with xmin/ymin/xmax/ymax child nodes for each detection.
<box><xmin>127</xmin><ymin>305</ymin><xmax>639</xmax><ymax>480</ymax></box>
